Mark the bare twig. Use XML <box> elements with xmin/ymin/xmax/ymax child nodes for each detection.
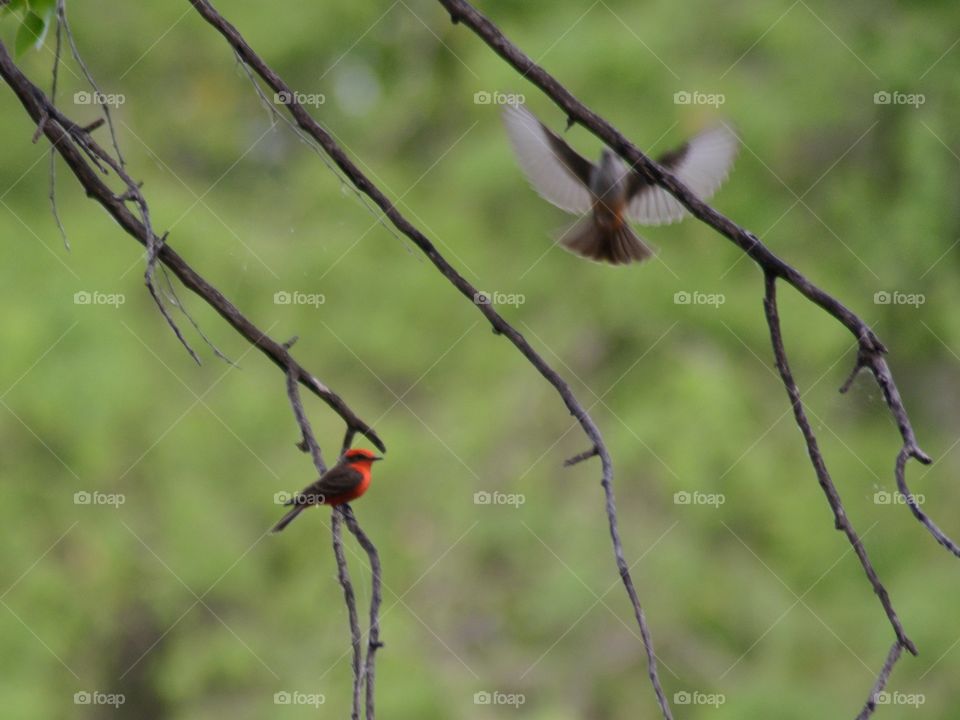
<box><xmin>58</xmin><ymin>0</ymin><xmax>125</xmax><ymax>167</ymax></box>
<box><xmin>0</xmin><ymin>37</ymin><xmax>386</xmax><ymax>717</ymax></box>
<box><xmin>434</xmin><ymin>0</ymin><xmax>960</xmax><ymax>711</ymax></box>
<box><xmin>47</xmin><ymin>0</ymin><xmax>68</xmax><ymax>249</ymax></box>
<box><xmin>563</xmin><ymin>445</ymin><xmax>599</xmax><ymax>467</ymax></box>
<box><xmin>185</xmin><ymin>1</ymin><xmax>670</xmax><ymax>716</ymax></box>
<box><xmin>340</xmin><ymin>504</ymin><xmax>382</xmax><ymax>720</ymax></box>
<box><xmin>281</xmin><ymin>348</ymin><xmax>381</xmax><ymax>720</ymax></box>
<box><xmin>434</xmin><ymin>0</ymin><xmax>957</xmax><ymax>550</ymax></box>
<box><xmin>895</xmin><ymin>448</ymin><xmax>960</xmax><ymax>557</ymax></box>
<box><xmin>47</xmin><ymin>3</ymin><xmax>223</xmax><ymax>365</ymax></box>
<box><xmin>0</xmin><ymin>39</ymin><xmax>385</xmax><ymax>454</ymax></box>
<box><xmin>856</xmin><ymin>642</ymin><xmax>903</xmax><ymax>720</ymax></box>
<box><xmin>332</xmin><ymin>510</ymin><xmax>363</xmax><ymax>720</ymax></box>
<box><xmin>284</xmin><ymin>345</ymin><xmax>328</xmax><ymax>475</ymax></box>
<box><xmin>763</xmin><ymin>272</ymin><xmax>915</xmax><ymax>656</ymax></box>
<box><xmin>4</xmin><ymin>1</ymin><xmax>952</xmax><ymax>715</ymax></box>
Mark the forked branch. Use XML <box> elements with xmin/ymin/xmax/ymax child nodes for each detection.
<box><xmin>436</xmin><ymin>1</ymin><xmax>959</xmax><ymax>715</ymax></box>
<box><xmin>185</xmin><ymin>0</ymin><xmax>673</xmax><ymax>717</ymax></box>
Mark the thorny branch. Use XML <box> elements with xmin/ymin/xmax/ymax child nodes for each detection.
<box><xmin>185</xmin><ymin>0</ymin><xmax>672</xmax><ymax>718</ymax></box>
<box><xmin>437</xmin><ymin>0</ymin><xmax>960</xmax><ymax>713</ymax></box>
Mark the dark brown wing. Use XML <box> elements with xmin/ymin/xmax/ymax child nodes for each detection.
<box><xmin>502</xmin><ymin>104</ymin><xmax>594</xmax><ymax>213</ymax></box>
<box><xmin>289</xmin><ymin>464</ymin><xmax>363</xmax><ymax>506</ymax></box>
<box><xmin>538</xmin><ymin>122</ymin><xmax>593</xmax><ymax>187</ymax></box>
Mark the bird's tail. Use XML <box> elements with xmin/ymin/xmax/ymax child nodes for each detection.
<box><xmin>559</xmin><ymin>217</ymin><xmax>654</xmax><ymax>265</ymax></box>
<box><xmin>271</xmin><ymin>504</ymin><xmax>306</xmax><ymax>533</ymax></box>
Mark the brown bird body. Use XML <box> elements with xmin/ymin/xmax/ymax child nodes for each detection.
<box><xmin>502</xmin><ymin>104</ymin><xmax>738</xmax><ymax>265</ymax></box>
<box><xmin>272</xmin><ymin>448</ymin><xmax>382</xmax><ymax>532</ymax></box>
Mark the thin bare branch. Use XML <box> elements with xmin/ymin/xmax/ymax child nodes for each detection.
<box><xmin>895</xmin><ymin>448</ymin><xmax>960</xmax><ymax>557</ymax></box>
<box><xmin>283</xmin><ymin>338</ymin><xmax>381</xmax><ymax>720</ymax></box>
<box><xmin>332</xmin><ymin>510</ymin><xmax>363</xmax><ymax>720</ymax></box>
<box><xmin>856</xmin><ymin>642</ymin><xmax>903</xmax><ymax>720</ymax></box>
<box><xmin>435</xmin><ymin>0</ymin><xmax>958</xmax><ymax>560</ymax></box>
<box><xmin>47</xmin><ymin>0</ymin><xmax>68</xmax><ymax>249</ymax></box>
<box><xmin>0</xmin><ymin>39</ymin><xmax>386</xmax><ymax>455</ymax></box>
<box><xmin>432</xmin><ymin>0</ymin><xmax>960</xmax><ymax>712</ymax></box>
<box><xmin>340</xmin><ymin>504</ymin><xmax>383</xmax><ymax>720</ymax></box>
<box><xmin>763</xmin><ymin>272</ymin><xmax>915</xmax><ymax>653</ymax></box>
<box><xmin>185</xmin><ymin>1</ymin><xmax>670</xmax><ymax>716</ymax></box>
<box><xmin>58</xmin><ymin>0</ymin><xmax>125</xmax><ymax>167</ymax></box>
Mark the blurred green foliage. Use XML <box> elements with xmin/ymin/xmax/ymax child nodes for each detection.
<box><xmin>1</xmin><ymin>0</ymin><xmax>960</xmax><ymax>718</ymax></box>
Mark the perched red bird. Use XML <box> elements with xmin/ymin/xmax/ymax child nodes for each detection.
<box><xmin>272</xmin><ymin>448</ymin><xmax>383</xmax><ymax>532</ymax></box>
<box><xmin>502</xmin><ymin>104</ymin><xmax>737</xmax><ymax>265</ymax></box>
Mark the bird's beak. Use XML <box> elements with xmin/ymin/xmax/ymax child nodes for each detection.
<box><xmin>371</xmin><ymin>456</ymin><xmax>384</xmax><ymax>462</ymax></box>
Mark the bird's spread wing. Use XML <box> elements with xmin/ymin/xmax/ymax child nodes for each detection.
<box><xmin>626</xmin><ymin>124</ymin><xmax>738</xmax><ymax>225</ymax></box>
<box><xmin>291</xmin><ymin>464</ymin><xmax>362</xmax><ymax>505</ymax></box>
<box><xmin>502</xmin><ymin>104</ymin><xmax>594</xmax><ymax>215</ymax></box>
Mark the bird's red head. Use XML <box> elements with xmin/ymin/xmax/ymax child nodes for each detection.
<box><xmin>344</xmin><ymin>448</ymin><xmax>383</xmax><ymax>467</ymax></box>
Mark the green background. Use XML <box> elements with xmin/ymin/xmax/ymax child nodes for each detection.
<box><xmin>1</xmin><ymin>0</ymin><xmax>959</xmax><ymax>717</ymax></box>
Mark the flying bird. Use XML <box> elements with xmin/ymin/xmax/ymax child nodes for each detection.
<box><xmin>272</xmin><ymin>448</ymin><xmax>382</xmax><ymax>532</ymax></box>
<box><xmin>502</xmin><ymin>104</ymin><xmax>737</xmax><ymax>265</ymax></box>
